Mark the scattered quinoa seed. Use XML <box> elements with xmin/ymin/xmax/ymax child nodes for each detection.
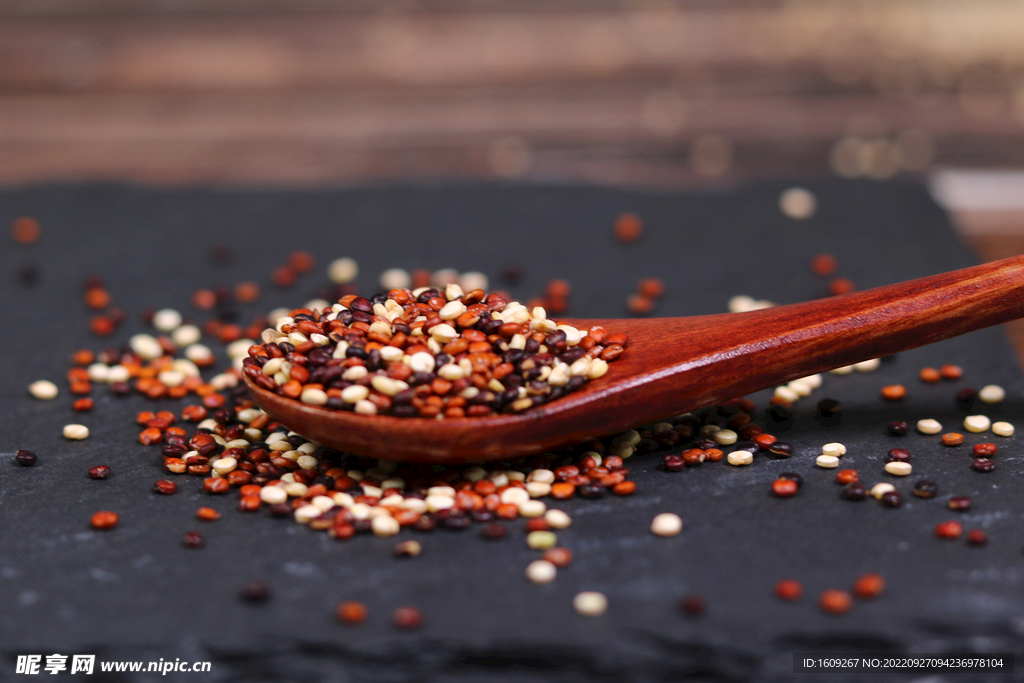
<box><xmin>772</xmin><ymin>479</ymin><xmax>799</xmax><ymax>498</ymax></box>
<box><xmin>526</xmin><ymin>559</ymin><xmax>557</xmax><ymax>584</ymax></box>
<box><xmin>90</xmin><ymin>511</ymin><xmax>118</xmax><ymax>530</ymax></box>
<box><xmin>870</xmin><ymin>483</ymin><xmax>895</xmax><ymax>500</ymax></box>
<box><xmin>964</xmin><ymin>415</ymin><xmax>991</xmax><ymax>433</ymax></box>
<box><xmin>28</xmin><ymin>380</ymin><xmax>58</xmax><ymax>400</ymax></box>
<box><xmin>779</xmin><ymin>187</ymin><xmax>817</xmax><ymax>219</ymax></box>
<box><xmin>337</xmin><ymin>601</ymin><xmax>367</xmax><ymax>624</ymax></box>
<box><xmin>775</xmin><ymin>579</ymin><xmax>803</xmax><ymax>601</ymax></box>
<box><xmin>196</xmin><ymin>507</ymin><xmax>221</xmax><ymax>521</ymax></box>
<box><xmin>679</xmin><ymin>595</ymin><xmax>705</xmax><ymax>616</ymax></box>
<box><xmin>852</xmin><ymin>574</ymin><xmax>885</xmax><ymax>599</ymax></box>
<box><xmin>240</xmin><ymin>581</ymin><xmax>271</xmax><ymax>603</ymax></box>
<box><xmin>941</xmin><ymin>433</ymin><xmax>964</xmax><ymax>446</ymax></box>
<box><xmin>15</xmin><ymin>450</ymin><xmax>37</xmax><ymax>466</ymax></box>
<box><xmin>573</xmin><ymin>591</ymin><xmax>608</xmax><ymax>617</ymax></box>
<box><xmin>819</xmin><ymin>589</ymin><xmax>852</xmax><ymax>614</ymax></box>
<box><xmin>939</xmin><ymin>364</ymin><xmax>963</xmax><ymax>380</ymax></box>
<box><xmin>916</xmin><ymin>419</ymin><xmax>942</xmax><ymax>435</ymax></box>
<box><xmin>935</xmin><ymin>520</ymin><xmax>963</xmax><ymax>539</ymax></box>
<box><xmin>992</xmin><ymin>421</ymin><xmax>1014</xmax><ymax>436</ymax></box>
<box><xmin>979</xmin><ymin>385</ymin><xmax>1005</xmax><ymax>404</ymax></box>
<box><xmin>651</xmin><ymin>513</ymin><xmax>683</xmax><ymax>536</ymax></box>
<box><xmin>884</xmin><ymin>462</ymin><xmax>912</xmax><ymax>477</ymax></box>
<box><xmin>182</xmin><ymin>531</ymin><xmax>204</xmax><ymax>548</ymax></box>
<box><xmin>912</xmin><ymin>480</ymin><xmax>938</xmax><ymax>498</ymax></box>
<box><xmin>727</xmin><ymin>451</ymin><xmax>753</xmax><ymax>466</ymax></box>
<box><xmin>393</xmin><ymin>606</ymin><xmax>423</xmax><ymax>629</ymax></box>
<box><xmin>527</xmin><ymin>531</ymin><xmax>557</xmax><ymax>549</ymax></box>
<box><xmin>63</xmin><ymin>424</ymin><xmax>89</xmax><ymax>440</ymax></box>
<box><xmin>613</xmin><ymin>212</ymin><xmax>643</xmax><ymax>243</ymax></box>
<box><xmin>543</xmin><ymin>547</ymin><xmax>573</xmax><ymax>568</ymax></box>
<box><xmin>966</xmin><ymin>529</ymin><xmax>988</xmax><ymax>546</ymax></box>
<box><xmin>948</xmin><ymin>496</ymin><xmax>971</xmax><ymax>511</ymax></box>
<box><xmin>880</xmin><ymin>385</ymin><xmax>906</xmax><ymax>401</ymax></box>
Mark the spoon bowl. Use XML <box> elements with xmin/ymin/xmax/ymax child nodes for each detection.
<box><xmin>246</xmin><ymin>255</ymin><xmax>1024</xmax><ymax>463</ymax></box>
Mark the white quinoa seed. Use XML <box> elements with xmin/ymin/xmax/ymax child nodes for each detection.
<box><xmin>829</xmin><ymin>364</ymin><xmax>855</xmax><ymax>375</ymax></box>
<box><xmin>300</xmin><ymin>388</ymin><xmax>328</xmax><ymax>406</ymax></box>
<box><xmin>156</xmin><ymin>370</ymin><xmax>184</xmax><ymax>387</ymax></box>
<box><xmin>427</xmin><ymin>485</ymin><xmax>456</xmax><ymax>497</ymax></box>
<box><xmin>870</xmin><ymin>483</ymin><xmax>895</xmax><ymax>499</ymax></box>
<box><xmin>432</xmin><ymin>268</ymin><xmax>460</xmax><ymax>288</ymax></box>
<box><xmin>460</xmin><ymin>271</ymin><xmax>489</xmax><ymax>292</ymax></box>
<box><xmin>854</xmin><ymin>358</ymin><xmax>881</xmax><ymax>372</ymax></box>
<box><xmin>527</xmin><ymin>469</ymin><xmax>555</xmax><ymax>484</ymax></box>
<box><xmin>573</xmin><ymin>591</ymin><xmax>608</xmax><ymax>617</ymax></box>
<box><xmin>774</xmin><ymin>385</ymin><xmax>800</xmax><ymax>403</ymax></box>
<box><xmin>371</xmin><ymin>515</ymin><xmax>400</xmax><ymax>537</ymax></box>
<box><xmin>526</xmin><ymin>560</ymin><xmax>557</xmax><ymax>584</ymax></box>
<box><xmin>711</xmin><ymin>429</ymin><xmax>738</xmax><ymax>445</ymax></box>
<box><xmin>787</xmin><ymin>379</ymin><xmax>813</xmax><ymax>397</ymax></box>
<box><xmin>409</xmin><ymin>352</ymin><xmax>435</xmax><ymax>373</ymax></box>
<box><xmin>801</xmin><ymin>374</ymin><xmax>823</xmax><ymax>389</ymax></box>
<box><xmin>87</xmin><ymin>363</ymin><xmax>110</xmax><ymax>382</ymax></box>
<box><xmin>129</xmin><ymin>333</ymin><xmax>163</xmax><ymax>360</ymax></box>
<box><xmin>438</xmin><ymin>300</ymin><xmax>467</xmax><ymax>320</ymax></box>
<box><xmin>171</xmin><ymin>324</ymin><xmax>202</xmax><ymax>347</ymax></box>
<box><xmin>63</xmin><ymin>424</ymin><xmax>89</xmax><ymax>440</ymax></box>
<box><xmin>525</xmin><ymin>482</ymin><xmax>551</xmax><ymax>498</ymax></box>
<box><xmin>212</xmin><ymin>457</ymin><xmax>237</xmax><ymax>475</ymax></box>
<box><xmin>311</xmin><ymin>495</ymin><xmax>335</xmax><ymax>512</ymax></box>
<box><xmin>425</xmin><ymin>495</ymin><xmax>455</xmax><ymax>512</ymax></box>
<box><xmin>964</xmin><ymin>415</ymin><xmax>991</xmax><ymax>433</ymax></box>
<box><xmin>283</xmin><ymin>482</ymin><xmax>308</xmax><ymax>498</ymax></box>
<box><xmin>184</xmin><ymin>344</ymin><xmax>214</xmax><ymax>364</ymax></box>
<box><xmin>917</xmin><ymin>419</ymin><xmax>942</xmax><ymax>435</ymax></box>
<box><xmin>28</xmin><ymin>380</ymin><xmax>58</xmax><ymax>400</ymax></box>
<box><xmin>885</xmin><ymin>461</ymin><xmax>912</xmax><ymax>476</ymax></box>
<box><xmin>992</xmin><ymin>421</ymin><xmax>1015</xmax><ymax>436</ymax></box>
<box><xmin>294</xmin><ymin>505</ymin><xmax>322</xmax><ymax>524</ymax></box>
<box><xmin>341</xmin><ymin>385</ymin><xmax>369</xmax><ymax>403</ymax></box>
<box><xmin>260</xmin><ymin>486</ymin><xmax>288</xmax><ymax>505</ymax></box>
<box><xmin>821</xmin><ymin>443</ymin><xmax>846</xmax><ymax>457</ymax></box>
<box><xmin>153</xmin><ymin>308</ymin><xmax>183</xmax><ymax>332</ymax></box>
<box><xmin>650</xmin><ymin>513</ymin><xmax>683</xmax><ymax>537</ymax></box>
<box><xmin>728</xmin><ymin>295</ymin><xmax>756</xmax><ymax>313</ymax></box>
<box><xmin>500</xmin><ymin>487</ymin><xmax>530</xmax><ymax>506</ymax></box>
<box><xmin>815</xmin><ymin>455</ymin><xmax>840</xmax><ymax>468</ymax></box>
<box><xmin>379</xmin><ymin>268</ymin><xmax>411</xmax><ymax>291</ymax></box>
<box><xmin>779</xmin><ymin>187</ymin><xmax>817</xmax><ymax>219</ymax></box>
<box><xmin>328</xmin><ymin>257</ymin><xmax>358</xmax><ymax>284</ymax></box>
<box><xmin>544</xmin><ymin>509</ymin><xmax>572</xmax><ymax>529</ymax></box>
<box><xmin>979</xmin><ymin>385</ymin><xmax>1005</xmax><ymax>404</ymax></box>
<box><xmin>518</xmin><ymin>500</ymin><xmax>547</xmax><ymax>517</ymax></box>
<box><xmin>727</xmin><ymin>450</ymin><xmax>753</xmax><ymax>466</ymax></box>
<box><xmin>445</xmin><ymin>283</ymin><xmax>465</xmax><ymax>301</ymax></box>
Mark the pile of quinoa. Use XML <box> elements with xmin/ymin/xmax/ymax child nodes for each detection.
<box><xmin>244</xmin><ymin>287</ymin><xmax>625</xmax><ymax>418</ymax></box>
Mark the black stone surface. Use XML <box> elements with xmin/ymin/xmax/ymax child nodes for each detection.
<box><xmin>1</xmin><ymin>180</ymin><xmax>1023</xmax><ymax>683</ymax></box>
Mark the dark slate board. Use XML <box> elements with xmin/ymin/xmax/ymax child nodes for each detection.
<box><xmin>2</xmin><ymin>180</ymin><xmax>1023</xmax><ymax>683</ymax></box>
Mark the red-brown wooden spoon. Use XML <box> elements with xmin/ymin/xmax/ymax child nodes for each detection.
<box><xmin>245</xmin><ymin>255</ymin><xmax>1024</xmax><ymax>464</ymax></box>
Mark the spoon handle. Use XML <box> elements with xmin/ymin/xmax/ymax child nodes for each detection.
<box><xmin>633</xmin><ymin>253</ymin><xmax>1024</xmax><ymax>410</ymax></box>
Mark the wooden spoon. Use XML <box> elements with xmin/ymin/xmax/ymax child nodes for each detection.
<box><xmin>245</xmin><ymin>255</ymin><xmax>1024</xmax><ymax>464</ymax></box>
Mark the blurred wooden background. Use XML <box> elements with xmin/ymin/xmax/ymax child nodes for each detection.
<box><xmin>4</xmin><ymin>0</ymin><xmax>1024</xmax><ymax>351</ymax></box>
